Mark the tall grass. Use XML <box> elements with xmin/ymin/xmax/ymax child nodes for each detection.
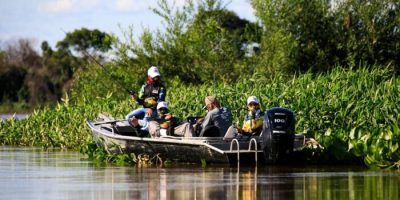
<box><xmin>0</xmin><ymin>66</ymin><xmax>399</xmax><ymax>168</ymax></box>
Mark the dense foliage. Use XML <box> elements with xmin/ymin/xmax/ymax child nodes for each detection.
<box><xmin>1</xmin><ymin>0</ymin><xmax>399</xmax><ymax>106</ymax></box>
<box><xmin>251</xmin><ymin>0</ymin><xmax>400</xmax><ymax>73</ymax></box>
<box><xmin>0</xmin><ymin>29</ymin><xmax>113</xmax><ymax>111</ymax></box>
<box><xmin>1</xmin><ymin>0</ymin><xmax>399</xmax><ymax>168</ymax></box>
<box><xmin>1</xmin><ymin>66</ymin><xmax>399</xmax><ymax>168</ymax></box>
<box><xmin>112</xmin><ymin>0</ymin><xmax>262</xmax><ymax>86</ymax></box>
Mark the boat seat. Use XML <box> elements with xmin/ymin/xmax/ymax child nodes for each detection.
<box><xmin>112</xmin><ymin>122</ymin><xmax>139</xmax><ymax>136</ymax></box>
<box><xmin>200</xmin><ymin>126</ymin><xmax>220</xmax><ymax>137</ymax></box>
<box><xmin>223</xmin><ymin>125</ymin><xmax>237</xmax><ymax>140</ymax></box>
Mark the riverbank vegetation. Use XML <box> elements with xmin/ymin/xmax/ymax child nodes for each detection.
<box><xmin>1</xmin><ymin>0</ymin><xmax>399</xmax><ymax>168</ymax></box>
<box><xmin>1</xmin><ymin>67</ymin><xmax>399</xmax><ymax>168</ymax></box>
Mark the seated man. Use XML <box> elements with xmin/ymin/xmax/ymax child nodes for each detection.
<box><xmin>239</xmin><ymin>96</ymin><xmax>264</xmax><ymax>135</ymax></box>
<box><xmin>223</xmin><ymin>96</ymin><xmax>264</xmax><ymax>139</ymax></box>
<box><xmin>148</xmin><ymin>101</ymin><xmax>176</xmax><ymax>137</ymax></box>
<box><xmin>197</xmin><ymin>96</ymin><xmax>233</xmax><ymax>137</ymax></box>
<box><xmin>161</xmin><ymin>96</ymin><xmax>233</xmax><ymax>138</ymax></box>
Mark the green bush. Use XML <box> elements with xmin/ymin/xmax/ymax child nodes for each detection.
<box><xmin>2</xmin><ymin>66</ymin><xmax>398</xmax><ymax>168</ymax></box>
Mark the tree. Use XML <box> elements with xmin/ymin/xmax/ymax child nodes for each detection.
<box><xmin>0</xmin><ymin>39</ymin><xmax>55</xmax><ymax>105</ymax></box>
<box><xmin>0</xmin><ymin>49</ymin><xmax>27</xmax><ymax>102</ymax></box>
<box><xmin>335</xmin><ymin>0</ymin><xmax>400</xmax><ymax>70</ymax></box>
<box><xmin>56</xmin><ymin>28</ymin><xmax>113</xmax><ymax>60</ymax></box>
<box><xmin>181</xmin><ymin>8</ymin><xmax>261</xmax><ymax>82</ymax></box>
<box><xmin>251</xmin><ymin>0</ymin><xmax>400</xmax><ymax>73</ymax></box>
<box><xmin>41</xmin><ymin>41</ymin><xmax>80</xmax><ymax>100</ymax></box>
<box><xmin>114</xmin><ymin>0</ymin><xmax>262</xmax><ymax>84</ymax></box>
<box><xmin>251</xmin><ymin>0</ymin><xmax>337</xmax><ymax>74</ymax></box>
<box><xmin>0</xmin><ymin>29</ymin><xmax>115</xmax><ymax>108</ymax></box>
<box><xmin>48</xmin><ymin>28</ymin><xmax>114</xmax><ymax>98</ymax></box>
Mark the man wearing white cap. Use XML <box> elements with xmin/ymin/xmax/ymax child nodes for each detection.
<box><xmin>126</xmin><ymin>66</ymin><xmax>166</xmax><ymax>123</ymax></box>
<box><xmin>147</xmin><ymin>101</ymin><xmax>175</xmax><ymax>137</ymax></box>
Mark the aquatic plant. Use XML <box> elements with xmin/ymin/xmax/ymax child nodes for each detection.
<box><xmin>1</xmin><ymin>66</ymin><xmax>399</xmax><ymax>168</ymax></box>
<box><xmin>80</xmin><ymin>140</ymin><xmax>137</xmax><ymax>165</ymax></box>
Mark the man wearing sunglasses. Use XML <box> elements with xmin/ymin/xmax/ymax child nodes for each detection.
<box><xmin>197</xmin><ymin>96</ymin><xmax>232</xmax><ymax>137</ymax></box>
<box><xmin>239</xmin><ymin>96</ymin><xmax>264</xmax><ymax>135</ymax></box>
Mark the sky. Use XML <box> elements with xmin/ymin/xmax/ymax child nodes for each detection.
<box><xmin>0</xmin><ymin>0</ymin><xmax>256</xmax><ymax>51</ymax></box>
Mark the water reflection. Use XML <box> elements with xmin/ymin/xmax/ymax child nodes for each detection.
<box><xmin>0</xmin><ymin>146</ymin><xmax>399</xmax><ymax>200</ymax></box>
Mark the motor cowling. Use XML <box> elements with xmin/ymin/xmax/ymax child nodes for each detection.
<box><xmin>261</xmin><ymin>107</ymin><xmax>295</xmax><ymax>163</ymax></box>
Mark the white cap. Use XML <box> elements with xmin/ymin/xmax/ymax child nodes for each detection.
<box><xmin>247</xmin><ymin>96</ymin><xmax>259</xmax><ymax>105</ymax></box>
<box><xmin>157</xmin><ymin>101</ymin><xmax>168</xmax><ymax>110</ymax></box>
<box><xmin>147</xmin><ymin>66</ymin><xmax>160</xmax><ymax>78</ymax></box>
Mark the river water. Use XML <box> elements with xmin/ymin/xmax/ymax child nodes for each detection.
<box><xmin>0</xmin><ymin>146</ymin><xmax>398</xmax><ymax>200</ymax></box>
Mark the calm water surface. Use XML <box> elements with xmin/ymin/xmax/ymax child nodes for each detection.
<box><xmin>0</xmin><ymin>146</ymin><xmax>399</xmax><ymax>200</ymax></box>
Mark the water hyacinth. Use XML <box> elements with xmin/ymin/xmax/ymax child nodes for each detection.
<box><xmin>0</xmin><ymin>67</ymin><xmax>399</xmax><ymax>168</ymax></box>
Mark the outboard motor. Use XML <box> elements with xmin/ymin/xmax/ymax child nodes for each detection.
<box><xmin>261</xmin><ymin>107</ymin><xmax>295</xmax><ymax>163</ymax></box>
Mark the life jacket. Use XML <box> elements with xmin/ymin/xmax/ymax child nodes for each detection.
<box><xmin>158</xmin><ymin>113</ymin><xmax>172</xmax><ymax>129</ymax></box>
<box><xmin>242</xmin><ymin>109</ymin><xmax>264</xmax><ymax>134</ymax></box>
<box><xmin>142</xmin><ymin>83</ymin><xmax>164</xmax><ymax>108</ymax></box>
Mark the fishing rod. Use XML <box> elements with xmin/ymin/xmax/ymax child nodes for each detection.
<box><xmin>82</xmin><ymin>50</ymin><xmax>135</xmax><ymax>96</ymax></box>
<box><xmin>93</xmin><ymin>119</ymin><xmax>128</xmax><ymax>125</ymax></box>
<box><xmin>60</xmin><ymin>29</ymin><xmax>134</xmax><ymax>95</ymax></box>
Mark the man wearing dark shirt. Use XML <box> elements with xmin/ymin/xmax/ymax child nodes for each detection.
<box><xmin>199</xmin><ymin>96</ymin><xmax>233</xmax><ymax>137</ymax></box>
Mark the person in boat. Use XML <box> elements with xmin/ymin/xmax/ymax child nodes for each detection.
<box><xmin>196</xmin><ymin>95</ymin><xmax>233</xmax><ymax>137</ymax></box>
<box><xmin>223</xmin><ymin>95</ymin><xmax>264</xmax><ymax>139</ymax></box>
<box><xmin>148</xmin><ymin>101</ymin><xmax>195</xmax><ymax>137</ymax></box>
<box><xmin>238</xmin><ymin>96</ymin><xmax>264</xmax><ymax>135</ymax></box>
<box><xmin>125</xmin><ymin>66</ymin><xmax>166</xmax><ymax>121</ymax></box>
<box><xmin>148</xmin><ymin>101</ymin><xmax>176</xmax><ymax>137</ymax></box>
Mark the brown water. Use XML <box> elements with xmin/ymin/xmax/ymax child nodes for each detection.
<box><xmin>0</xmin><ymin>146</ymin><xmax>399</xmax><ymax>200</ymax></box>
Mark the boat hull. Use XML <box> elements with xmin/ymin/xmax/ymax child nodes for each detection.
<box><xmin>88</xmin><ymin>120</ymin><xmax>265</xmax><ymax>164</ymax></box>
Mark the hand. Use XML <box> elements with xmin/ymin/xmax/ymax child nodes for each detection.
<box><xmin>196</xmin><ymin>117</ymin><xmax>204</xmax><ymax>124</ymax></box>
<box><xmin>164</xmin><ymin>114</ymin><xmax>172</xmax><ymax>120</ymax></box>
<box><xmin>160</xmin><ymin>123</ymin><xmax>169</xmax><ymax>129</ymax></box>
<box><xmin>248</xmin><ymin>111</ymin><xmax>255</xmax><ymax>119</ymax></box>
<box><xmin>131</xmin><ymin>94</ymin><xmax>138</xmax><ymax>101</ymax></box>
<box><xmin>242</xmin><ymin>125</ymin><xmax>251</xmax><ymax>133</ymax></box>
<box><xmin>130</xmin><ymin>117</ymin><xmax>139</xmax><ymax>127</ymax></box>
